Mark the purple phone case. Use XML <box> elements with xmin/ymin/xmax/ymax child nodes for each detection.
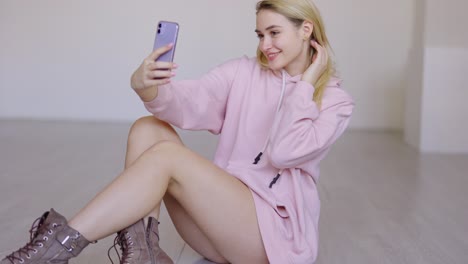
<box><xmin>153</xmin><ymin>21</ymin><xmax>179</xmax><ymax>62</ymax></box>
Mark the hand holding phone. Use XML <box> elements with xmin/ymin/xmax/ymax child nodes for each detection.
<box><xmin>153</xmin><ymin>21</ymin><xmax>179</xmax><ymax>62</ymax></box>
<box><xmin>131</xmin><ymin>21</ymin><xmax>179</xmax><ymax>101</ymax></box>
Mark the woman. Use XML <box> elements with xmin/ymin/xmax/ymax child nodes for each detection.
<box><xmin>1</xmin><ymin>0</ymin><xmax>354</xmax><ymax>263</ymax></box>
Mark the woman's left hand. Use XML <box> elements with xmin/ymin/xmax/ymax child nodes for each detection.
<box><xmin>301</xmin><ymin>40</ymin><xmax>328</xmax><ymax>86</ymax></box>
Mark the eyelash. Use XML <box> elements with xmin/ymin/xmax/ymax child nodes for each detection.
<box><xmin>256</xmin><ymin>31</ymin><xmax>280</xmax><ymax>39</ymax></box>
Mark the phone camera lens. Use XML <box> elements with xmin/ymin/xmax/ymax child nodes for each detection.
<box><xmin>158</xmin><ymin>23</ymin><xmax>162</xmax><ymax>28</ymax></box>
<box><xmin>157</xmin><ymin>29</ymin><xmax>161</xmax><ymax>34</ymax></box>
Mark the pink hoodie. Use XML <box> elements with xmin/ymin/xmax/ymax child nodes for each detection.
<box><xmin>144</xmin><ymin>56</ymin><xmax>354</xmax><ymax>263</ymax></box>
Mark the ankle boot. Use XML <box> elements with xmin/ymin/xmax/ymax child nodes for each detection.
<box><xmin>146</xmin><ymin>217</ymin><xmax>173</xmax><ymax>264</ymax></box>
<box><xmin>108</xmin><ymin>218</ymin><xmax>173</xmax><ymax>264</ymax></box>
<box><xmin>109</xmin><ymin>219</ymin><xmax>152</xmax><ymax>264</ymax></box>
<box><xmin>1</xmin><ymin>209</ymin><xmax>90</xmax><ymax>264</ymax></box>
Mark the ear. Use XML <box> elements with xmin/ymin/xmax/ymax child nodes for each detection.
<box><xmin>301</xmin><ymin>21</ymin><xmax>314</xmax><ymax>40</ymax></box>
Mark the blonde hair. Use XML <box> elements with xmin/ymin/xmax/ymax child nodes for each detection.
<box><xmin>256</xmin><ymin>0</ymin><xmax>335</xmax><ymax>108</ymax></box>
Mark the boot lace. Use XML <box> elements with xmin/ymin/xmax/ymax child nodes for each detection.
<box><xmin>5</xmin><ymin>215</ymin><xmax>61</xmax><ymax>263</ymax></box>
<box><xmin>108</xmin><ymin>230</ymin><xmax>134</xmax><ymax>264</ymax></box>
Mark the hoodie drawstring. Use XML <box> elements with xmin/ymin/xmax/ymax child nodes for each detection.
<box><xmin>269</xmin><ymin>169</ymin><xmax>284</xmax><ymax>188</ymax></box>
<box><xmin>252</xmin><ymin>70</ymin><xmax>287</xmax><ymax>188</ymax></box>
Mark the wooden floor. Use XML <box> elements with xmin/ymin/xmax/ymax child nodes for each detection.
<box><xmin>0</xmin><ymin>119</ymin><xmax>467</xmax><ymax>264</ymax></box>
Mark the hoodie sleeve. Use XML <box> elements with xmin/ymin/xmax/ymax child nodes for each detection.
<box><xmin>267</xmin><ymin>80</ymin><xmax>354</xmax><ymax>169</ymax></box>
<box><xmin>143</xmin><ymin>57</ymin><xmax>243</xmax><ymax>134</ymax></box>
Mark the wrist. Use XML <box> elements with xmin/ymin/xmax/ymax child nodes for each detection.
<box><xmin>135</xmin><ymin>86</ymin><xmax>159</xmax><ymax>102</ymax></box>
<box><xmin>301</xmin><ymin>66</ymin><xmax>323</xmax><ymax>86</ymax></box>
<box><xmin>301</xmin><ymin>75</ymin><xmax>318</xmax><ymax>86</ymax></box>
<box><xmin>130</xmin><ymin>73</ymin><xmax>142</xmax><ymax>90</ymax></box>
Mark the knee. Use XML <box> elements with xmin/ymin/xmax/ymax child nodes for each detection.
<box><xmin>129</xmin><ymin>116</ymin><xmax>162</xmax><ymax>137</ymax></box>
<box><xmin>128</xmin><ymin>116</ymin><xmax>177</xmax><ymax>142</ymax></box>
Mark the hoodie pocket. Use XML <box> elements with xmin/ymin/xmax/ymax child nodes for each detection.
<box><xmin>274</xmin><ymin>195</ymin><xmax>294</xmax><ymax>240</ymax></box>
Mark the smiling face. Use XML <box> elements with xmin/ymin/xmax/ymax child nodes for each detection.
<box><xmin>255</xmin><ymin>9</ymin><xmax>312</xmax><ymax>76</ymax></box>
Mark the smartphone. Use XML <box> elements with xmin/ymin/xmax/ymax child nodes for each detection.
<box><xmin>153</xmin><ymin>21</ymin><xmax>179</xmax><ymax>62</ymax></box>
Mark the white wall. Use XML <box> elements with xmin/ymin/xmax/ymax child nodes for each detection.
<box><xmin>420</xmin><ymin>47</ymin><xmax>468</xmax><ymax>152</ymax></box>
<box><xmin>404</xmin><ymin>0</ymin><xmax>425</xmax><ymax>149</ymax></box>
<box><xmin>420</xmin><ymin>0</ymin><xmax>468</xmax><ymax>152</ymax></box>
<box><xmin>425</xmin><ymin>0</ymin><xmax>468</xmax><ymax>48</ymax></box>
<box><xmin>317</xmin><ymin>0</ymin><xmax>413</xmax><ymax>130</ymax></box>
<box><xmin>404</xmin><ymin>0</ymin><xmax>468</xmax><ymax>153</ymax></box>
<box><xmin>1</xmin><ymin>0</ymin><xmax>414</xmax><ymax>130</ymax></box>
<box><xmin>0</xmin><ymin>0</ymin><xmax>257</xmax><ymax>122</ymax></box>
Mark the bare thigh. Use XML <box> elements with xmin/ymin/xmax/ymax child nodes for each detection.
<box><xmin>145</xmin><ymin>140</ymin><xmax>268</xmax><ymax>264</ymax></box>
<box><xmin>126</xmin><ymin>116</ymin><xmax>267</xmax><ymax>263</ymax></box>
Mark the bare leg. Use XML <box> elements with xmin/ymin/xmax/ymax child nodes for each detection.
<box><xmin>123</xmin><ymin>116</ymin><xmax>226</xmax><ymax>262</ymax></box>
<box><xmin>68</xmin><ymin>117</ymin><xmax>268</xmax><ymax>263</ymax></box>
<box><xmin>123</xmin><ymin>117</ymin><xmax>181</xmax><ymax>220</ymax></box>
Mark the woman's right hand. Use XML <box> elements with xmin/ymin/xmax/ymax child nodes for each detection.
<box><xmin>131</xmin><ymin>43</ymin><xmax>178</xmax><ymax>102</ymax></box>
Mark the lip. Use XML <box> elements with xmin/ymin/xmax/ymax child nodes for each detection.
<box><xmin>266</xmin><ymin>51</ymin><xmax>280</xmax><ymax>61</ymax></box>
